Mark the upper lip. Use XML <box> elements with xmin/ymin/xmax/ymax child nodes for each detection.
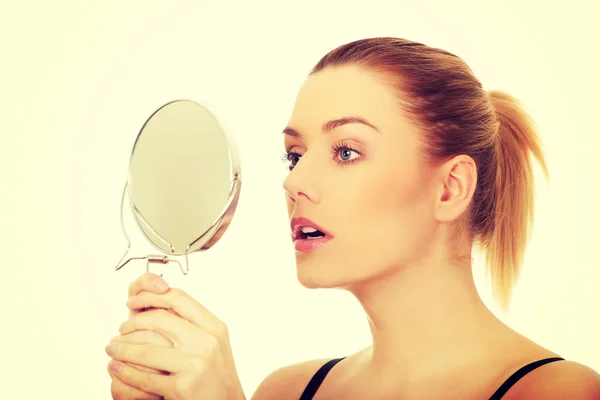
<box><xmin>290</xmin><ymin>216</ymin><xmax>333</xmax><ymax>239</ymax></box>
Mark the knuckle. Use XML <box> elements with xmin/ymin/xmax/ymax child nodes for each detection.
<box><xmin>204</xmin><ymin>335</ymin><xmax>220</xmax><ymax>356</ymax></box>
<box><xmin>128</xmin><ymin>329</ymin><xmax>171</xmax><ymax>347</ymax></box>
<box><xmin>119</xmin><ymin>331</ymin><xmax>145</xmax><ymax>345</ymax></box>
<box><xmin>122</xmin><ymin>343</ymin><xmax>145</xmax><ymax>362</ymax></box>
<box><xmin>136</xmin><ymin>343</ymin><xmax>152</xmax><ymax>363</ymax></box>
<box><xmin>215</xmin><ymin>320</ymin><xmax>229</xmax><ymax>336</ymax></box>
<box><xmin>210</xmin><ymin>319</ymin><xmax>229</xmax><ymax>340</ymax></box>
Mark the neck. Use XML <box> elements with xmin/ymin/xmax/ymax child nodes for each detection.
<box><xmin>347</xmin><ymin>245</ymin><xmax>509</xmax><ymax>392</ymax></box>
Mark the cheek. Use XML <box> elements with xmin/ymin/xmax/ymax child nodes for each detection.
<box><xmin>347</xmin><ymin>164</ymin><xmax>436</xmax><ymax>259</ymax></box>
<box><xmin>361</xmin><ymin>163</ymin><xmax>428</xmax><ymax>217</ymax></box>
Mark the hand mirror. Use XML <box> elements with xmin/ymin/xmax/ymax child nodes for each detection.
<box><xmin>114</xmin><ymin>100</ymin><xmax>241</xmax><ymax>275</ymax></box>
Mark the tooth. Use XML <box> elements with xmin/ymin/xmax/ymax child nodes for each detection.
<box><xmin>301</xmin><ymin>227</ymin><xmax>318</xmax><ymax>233</ymax></box>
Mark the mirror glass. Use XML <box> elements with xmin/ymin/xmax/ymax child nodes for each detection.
<box><xmin>116</xmin><ymin>100</ymin><xmax>241</xmax><ymax>273</ymax></box>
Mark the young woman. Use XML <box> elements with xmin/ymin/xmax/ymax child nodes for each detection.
<box><xmin>105</xmin><ymin>37</ymin><xmax>600</xmax><ymax>399</ymax></box>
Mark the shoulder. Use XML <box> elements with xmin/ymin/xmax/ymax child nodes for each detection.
<box><xmin>250</xmin><ymin>357</ymin><xmax>334</xmax><ymax>400</ymax></box>
<box><xmin>512</xmin><ymin>360</ymin><xmax>600</xmax><ymax>399</ymax></box>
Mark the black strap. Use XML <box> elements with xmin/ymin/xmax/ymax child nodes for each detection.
<box><xmin>299</xmin><ymin>357</ymin><xmax>346</xmax><ymax>400</ymax></box>
<box><xmin>488</xmin><ymin>357</ymin><xmax>565</xmax><ymax>399</ymax></box>
<box><xmin>298</xmin><ymin>356</ymin><xmax>564</xmax><ymax>400</ymax></box>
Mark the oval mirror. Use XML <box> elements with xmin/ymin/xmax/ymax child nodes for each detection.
<box><xmin>114</xmin><ymin>100</ymin><xmax>241</xmax><ymax>274</ymax></box>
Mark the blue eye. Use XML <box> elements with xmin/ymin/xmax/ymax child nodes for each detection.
<box><xmin>281</xmin><ymin>142</ymin><xmax>362</xmax><ymax>171</ymax></box>
<box><xmin>338</xmin><ymin>148</ymin><xmax>359</xmax><ymax>161</ymax></box>
<box><xmin>332</xmin><ymin>141</ymin><xmax>362</xmax><ymax>166</ymax></box>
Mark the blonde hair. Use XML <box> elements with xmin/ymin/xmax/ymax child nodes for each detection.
<box><xmin>311</xmin><ymin>37</ymin><xmax>548</xmax><ymax>309</ymax></box>
<box><xmin>485</xmin><ymin>91</ymin><xmax>548</xmax><ymax>308</ymax></box>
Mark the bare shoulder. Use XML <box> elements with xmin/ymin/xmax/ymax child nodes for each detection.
<box><xmin>509</xmin><ymin>360</ymin><xmax>600</xmax><ymax>399</ymax></box>
<box><xmin>250</xmin><ymin>357</ymin><xmax>334</xmax><ymax>400</ymax></box>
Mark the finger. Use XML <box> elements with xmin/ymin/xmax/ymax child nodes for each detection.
<box><xmin>128</xmin><ymin>273</ymin><xmax>170</xmax><ymax>298</ymax></box>
<box><xmin>110</xmin><ymin>331</ymin><xmax>173</xmax><ymax>375</ymax></box>
<box><xmin>127</xmin><ymin>288</ymin><xmax>226</xmax><ymax>335</ymax></box>
<box><xmin>110</xmin><ymin>330</ymin><xmax>173</xmax><ymax>348</ymax></box>
<box><xmin>108</xmin><ymin>360</ymin><xmax>170</xmax><ymax>397</ymax></box>
<box><xmin>124</xmin><ymin>360</ymin><xmax>168</xmax><ymax>376</ymax></box>
<box><xmin>119</xmin><ymin>308</ymin><xmax>191</xmax><ymax>344</ymax></box>
<box><xmin>106</xmin><ymin>341</ymin><xmax>187</xmax><ymax>373</ymax></box>
<box><xmin>110</xmin><ymin>331</ymin><xmax>173</xmax><ymax>374</ymax></box>
<box><xmin>108</xmin><ymin>365</ymin><xmax>162</xmax><ymax>400</ymax></box>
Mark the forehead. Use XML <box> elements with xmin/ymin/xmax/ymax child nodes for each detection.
<box><xmin>289</xmin><ymin>65</ymin><xmax>402</xmax><ymax>129</ymax></box>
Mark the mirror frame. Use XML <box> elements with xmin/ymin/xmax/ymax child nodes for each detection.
<box><xmin>114</xmin><ymin>99</ymin><xmax>242</xmax><ymax>275</ymax></box>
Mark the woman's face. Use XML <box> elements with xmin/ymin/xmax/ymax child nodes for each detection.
<box><xmin>283</xmin><ymin>65</ymin><xmax>439</xmax><ymax>289</ymax></box>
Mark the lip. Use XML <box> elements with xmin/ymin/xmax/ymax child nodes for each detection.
<box><xmin>290</xmin><ymin>216</ymin><xmax>334</xmax><ymax>253</ymax></box>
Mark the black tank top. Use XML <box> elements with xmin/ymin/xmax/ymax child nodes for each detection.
<box><xmin>298</xmin><ymin>356</ymin><xmax>564</xmax><ymax>399</ymax></box>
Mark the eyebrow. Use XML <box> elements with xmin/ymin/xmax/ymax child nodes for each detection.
<box><xmin>283</xmin><ymin>116</ymin><xmax>381</xmax><ymax>138</ymax></box>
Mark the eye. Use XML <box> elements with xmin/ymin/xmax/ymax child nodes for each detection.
<box><xmin>289</xmin><ymin>152</ymin><xmax>301</xmax><ymax>166</ymax></box>
<box><xmin>282</xmin><ymin>151</ymin><xmax>302</xmax><ymax>170</ymax></box>
<box><xmin>337</xmin><ymin>147</ymin><xmax>360</xmax><ymax>162</ymax></box>
<box><xmin>332</xmin><ymin>141</ymin><xmax>362</xmax><ymax>166</ymax></box>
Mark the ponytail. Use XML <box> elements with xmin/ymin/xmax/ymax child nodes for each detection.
<box><xmin>485</xmin><ymin>91</ymin><xmax>548</xmax><ymax>310</ymax></box>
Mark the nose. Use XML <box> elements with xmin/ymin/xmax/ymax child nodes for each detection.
<box><xmin>283</xmin><ymin>158</ymin><xmax>321</xmax><ymax>205</ymax></box>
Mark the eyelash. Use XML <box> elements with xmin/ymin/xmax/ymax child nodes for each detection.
<box><xmin>281</xmin><ymin>141</ymin><xmax>362</xmax><ymax>171</ymax></box>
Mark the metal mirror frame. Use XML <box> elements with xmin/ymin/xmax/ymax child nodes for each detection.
<box><xmin>114</xmin><ymin>99</ymin><xmax>242</xmax><ymax>275</ymax></box>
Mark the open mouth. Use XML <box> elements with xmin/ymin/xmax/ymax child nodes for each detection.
<box><xmin>290</xmin><ymin>217</ymin><xmax>333</xmax><ymax>252</ymax></box>
<box><xmin>290</xmin><ymin>217</ymin><xmax>333</xmax><ymax>241</ymax></box>
<box><xmin>297</xmin><ymin>226</ymin><xmax>326</xmax><ymax>240</ymax></box>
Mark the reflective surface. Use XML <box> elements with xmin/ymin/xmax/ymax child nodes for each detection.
<box><xmin>117</xmin><ymin>100</ymin><xmax>241</xmax><ymax>272</ymax></box>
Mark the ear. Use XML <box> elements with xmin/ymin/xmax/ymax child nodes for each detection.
<box><xmin>434</xmin><ymin>155</ymin><xmax>477</xmax><ymax>222</ymax></box>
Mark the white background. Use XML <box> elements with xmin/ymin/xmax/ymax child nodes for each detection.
<box><xmin>2</xmin><ymin>1</ymin><xmax>599</xmax><ymax>398</ymax></box>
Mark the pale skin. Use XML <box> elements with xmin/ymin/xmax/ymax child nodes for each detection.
<box><xmin>106</xmin><ymin>65</ymin><xmax>600</xmax><ymax>399</ymax></box>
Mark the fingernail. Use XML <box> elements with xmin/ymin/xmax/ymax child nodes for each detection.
<box><xmin>110</xmin><ymin>361</ymin><xmax>122</xmax><ymax>372</ymax></box>
<box><xmin>105</xmin><ymin>343</ymin><xmax>116</xmax><ymax>356</ymax></box>
<box><xmin>153</xmin><ymin>278</ymin><xmax>168</xmax><ymax>291</ymax></box>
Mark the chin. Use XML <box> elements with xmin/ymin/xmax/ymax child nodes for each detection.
<box><xmin>294</xmin><ymin>256</ymin><xmax>368</xmax><ymax>290</ymax></box>
<box><xmin>295</xmin><ymin>263</ymin><xmax>324</xmax><ymax>289</ymax></box>
<box><xmin>294</xmin><ymin>257</ymin><xmax>334</xmax><ymax>288</ymax></box>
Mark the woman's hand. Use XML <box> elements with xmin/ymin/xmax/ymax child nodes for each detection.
<box><xmin>107</xmin><ymin>273</ymin><xmax>174</xmax><ymax>400</ymax></box>
<box><xmin>108</xmin><ymin>330</ymin><xmax>172</xmax><ymax>400</ymax></box>
<box><xmin>105</xmin><ymin>274</ymin><xmax>246</xmax><ymax>400</ymax></box>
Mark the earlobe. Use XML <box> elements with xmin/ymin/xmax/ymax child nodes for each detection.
<box><xmin>435</xmin><ymin>156</ymin><xmax>477</xmax><ymax>222</ymax></box>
